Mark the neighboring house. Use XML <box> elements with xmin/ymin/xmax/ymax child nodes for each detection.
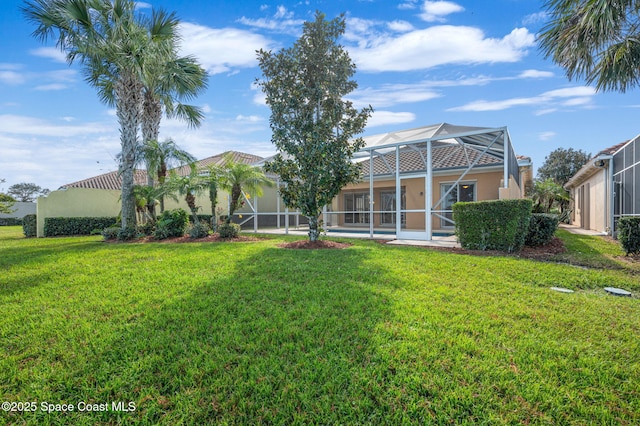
<box><xmin>36</xmin><ymin>152</ymin><xmax>266</xmax><ymax>237</ymax></box>
<box><xmin>0</xmin><ymin>201</ymin><xmax>37</xmax><ymax>223</ymax></box>
<box><xmin>565</xmin><ymin>134</ymin><xmax>640</xmax><ymax>235</ymax></box>
<box><xmin>37</xmin><ymin>123</ymin><xmax>532</xmax><ymax>241</ymax></box>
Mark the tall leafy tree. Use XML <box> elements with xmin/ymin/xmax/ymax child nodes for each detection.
<box><xmin>23</xmin><ymin>0</ymin><xmax>185</xmax><ymax>235</ymax></box>
<box><xmin>7</xmin><ymin>183</ymin><xmax>50</xmax><ymax>202</ymax></box>
<box><xmin>537</xmin><ymin>147</ymin><xmax>591</xmax><ymax>187</ymax></box>
<box><xmin>219</xmin><ymin>154</ymin><xmax>273</xmax><ymax>224</ymax></box>
<box><xmin>539</xmin><ymin>0</ymin><xmax>640</xmax><ymax>92</ymax></box>
<box><xmin>0</xmin><ymin>193</ymin><xmax>15</xmax><ymax>215</ymax></box>
<box><xmin>257</xmin><ymin>11</ymin><xmax>373</xmax><ymax>241</ymax></box>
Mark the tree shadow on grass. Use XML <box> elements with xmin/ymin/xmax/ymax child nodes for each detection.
<box><xmin>5</xmin><ymin>242</ymin><xmax>398</xmax><ymax>425</ymax></box>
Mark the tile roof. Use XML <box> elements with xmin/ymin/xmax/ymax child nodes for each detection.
<box><xmin>61</xmin><ymin>170</ymin><xmax>148</xmax><ymax>190</ymax></box>
<box><xmin>597</xmin><ymin>141</ymin><xmax>628</xmax><ymax>156</ymax></box>
<box><xmin>60</xmin><ymin>151</ymin><xmax>264</xmax><ymax>191</ymax></box>
<box><xmin>359</xmin><ymin>144</ymin><xmax>502</xmax><ymax>176</ymax></box>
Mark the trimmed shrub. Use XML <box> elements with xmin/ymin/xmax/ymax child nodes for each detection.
<box><xmin>154</xmin><ymin>209</ymin><xmax>188</xmax><ymax>240</ymax></box>
<box><xmin>525</xmin><ymin>213</ymin><xmax>559</xmax><ymax>247</ymax></box>
<box><xmin>188</xmin><ymin>221</ymin><xmax>211</xmax><ymax>239</ymax></box>
<box><xmin>453</xmin><ymin>199</ymin><xmax>532</xmax><ymax>252</ymax></box>
<box><xmin>218</xmin><ymin>222</ymin><xmax>240</xmax><ymax>239</ymax></box>
<box><xmin>617</xmin><ymin>217</ymin><xmax>640</xmax><ymax>255</ymax></box>
<box><xmin>23</xmin><ymin>214</ymin><xmax>37</xmax><ymax>238</ymax></box>
<box><xmin>0</xmin><ymin>217</ymin><xmax>22</xmax><ymax>226</ymax></box>
<box><xmin>44</xmin><ymin>217</ymin><xmax>118</xmax><ymax>237</ymax></box>
<box><xmin>102</xmin><ymin>226</ymin><xmax>120</xmax><ymax>241</ymax></box>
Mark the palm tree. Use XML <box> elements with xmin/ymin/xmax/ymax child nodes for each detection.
<box><xmin>141</xmin><ymin>54</ymin><xmax>208</xmax><ymax>162</ymax></box>
<box><xmin>132</xmin><ymin>184</ymin><xmax>166</xmax><ymax>223</ymax></box>
<box><xmin>539</xmin><ymin>0</ymin><xmax>640</xmax><ymax>92</ymax></box>
<box><xmin>219</xmin><ymin>154</ymin><xmax>273</xmax><ymax>224</ymax></box>
<box><xmin>200</xmin><ymin>164</ymin><xmax>223</xmax><ymax>229</ymax></box>
<box><xmin>164</xmin><ymin>171</ymin><xmax>207</xmax><ymax>225</ymax></box>
<box><xmin>23</xmin><ymin>0</ymin><xmax>189</xmax><ymax>236</ymax></box>
<box><xmin>140</xmin><ymin>138</ymin><xmax>196</xmax><ymax>212</ymax></box>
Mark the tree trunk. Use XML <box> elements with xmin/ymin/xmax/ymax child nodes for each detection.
<box><xmin>115</xmin><ymin>73</ymin><xmax>143</xmax><ymax>233</ymax></box>
<box><xmin>308</xmin><ymin>215</ymin><xmax>320</xmax><ymax>242</ymax></box>
<box><xmin>142</xmin><ymin>92</ymin><xmax>162</xmax><ymax>188</ymax></box>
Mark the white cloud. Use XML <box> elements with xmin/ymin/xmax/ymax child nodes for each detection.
<box><xmin>29</xmin><ymin>47</ymin><xmax>67</xmax><ymax>63</ymax></box>
<box><xmin>420</xmin><ymin>1</ymin><xmax>464</xmax><ymax>22</ymax></box>
<box><xmin>0</xmin><ymin>115</ymin><xmax>111</xmax><ymax>137</ymax></box>
<box><xmin>34</xmin><ymin>83</ymin><xmax>69</xmax><ymax>91</ymax></box>
<box><xmin>538</xmin><ymin>131</ymin><xmax>556</xmax><ymax>141</ymax></box>
<box><xmin>237</xmin><ymin>6</ymin><xmax>303</xmax><ymax>34</ymax></box>
<box><xmin>523</xmin><ymin>11</ymin><xmax>548</xmax><ymax>26</ymax></box>
<box><xmin>236</xmin><ymin>115</ymin><xmax>263</xmax><ymax>123</ymax></box>
<box><xmin>448</xmin><ymin>86</ymin><xmax>596</xmax><ymax>112</ymax></box>
<box><xmin>351</xmin><ymin>84</ymin><xmax>441</xmax><ymax>108</ymax></box>
<box><xmin>178</xmin><ymin>23</ymin><xmax>276</xmax><ymax>74</ymax></box>
<box><xmin>0</xmin><ymin>70</ymin><xmax>25</xmax><ymax>85</ymax></box>
<box><xmin>519</xmin><ymin>69</ymin><xmax>554</xmax><ymax>78</ymax></box>
<box><xmin>387</xmin><ymin>20</ymin><xmax>414</xmax><ymax>32</ymax></box>
<box><xmin>349</xmin><ymin>26</ymin><xmax>535</xmax><ymax>72</ymax></box>
<box><xmin>367</xmin><ymin>111</ymin><xmax>416</xmax><ymax>127</ymax></box>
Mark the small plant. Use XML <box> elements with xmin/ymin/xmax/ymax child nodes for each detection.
<box><xmin>154</xmin><ymin>209</ymin><xmax>188</xmax><ymax>240</ymax></box>
<box><xmin>102</xmin><ymin>226</ymin><xmax>120</xmax><ymax>241</ymax></box>
<box><xmin>525</xmin><ymin>213</ymin><xmax>559</xmax><ymax>247</ymax></box>
<box><xmin>617</xmin><ymin>217</ymin><xmax>640</xmax><ymax>255</ymax></box>
<box><xmin>188</xmin><ymin>221</ymin><xmax>210</xmax><ymax>239</ymax></box>
<box><xmin>218</xmin><ymin>222</ymin><xmax>240</xmax><ymax>239</ymax></box>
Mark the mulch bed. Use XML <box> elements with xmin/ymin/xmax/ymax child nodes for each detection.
<box><xmin>107</xmin><ymin>234</ymin><xmax>263</xmax><ymax>244</ymax></box>
<box><xmin>413</xmin><ymin>236</ymin><xmax>568</xmax><ymax>261</ymax></box>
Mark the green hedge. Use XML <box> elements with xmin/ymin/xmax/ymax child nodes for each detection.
<box><xmin>23</xmin><ymin>214</ymin><xmax>37</xmax><ymax>238</ymax></box>
<box><xmin>453</xmin><ymin>199</ymin><xmax>533</xmax><ymax>252</ymax></box>
<box><xmin>525</xmin><ymin>213</ymin><xmax>559</xmax><ymax>247</ymax></box>
<box><xmin>44</xmin><ymin>217</ymin><xmax>118</xmax><ymax>237</ymax></box>
<box><xmin>0</xmin><ymin>217</ymin><xmax>22</xmax><ymax>226</ymax></box>
<box><xmin>617</xmin><ymin>217</ymin><xmax>640</xmax><ymax>255</ymax></box>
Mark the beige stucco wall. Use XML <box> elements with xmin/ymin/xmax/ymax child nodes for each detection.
<box><xmin>570</xmin><ymin>169</ymin><xmax>607</xmax><ymax>233</ymax></box>
<box><xmin>36</xmin><ymin>188</ymin><xmax>121</xmax><ymax>237</ymax></box>
<box><xmin>36</xmin><ymin>184</ymin><xmax>283</xmax><ymax>237</ymax></box>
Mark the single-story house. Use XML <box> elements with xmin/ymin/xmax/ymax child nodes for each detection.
<box><xmin>37</xmin><ymin>123</ymin><xmax>532</xmax><ymax>241</ymax></box>
<box><xmin>565</xmin><ymin>133</ymin><xmax>640</xmax><ymax>235</ymax></box>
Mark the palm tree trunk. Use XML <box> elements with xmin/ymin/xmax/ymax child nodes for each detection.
<box><xmin>142</xmin><ymin>92</ymin><xmax>162</xmax><ymax>187</ymax></box>
<box><xmin>116</xmin><ymin>73</ymin><xmax>143</xmax><ymax>233</ymax></box>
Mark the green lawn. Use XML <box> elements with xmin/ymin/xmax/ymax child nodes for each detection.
<box><xmin>1</xmin><ymin>226</ymin><xmax>638</xmax><ymax>425</ymax></box>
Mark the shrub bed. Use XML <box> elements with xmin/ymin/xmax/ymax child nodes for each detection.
<box><xmin>453</xmin><ymin>199</ymin><xmax>532</xmax><ymax>252</ymax></box>
<box><xmin>525</xmin><ymin>213</ymin><xmax>559</xmax><ymax>247</ymax></box>
<box><xmin>44</xmin><ymin>217</ymin><xmax>118</xmax><ymax>237</ymax></box>
<box><xmin>617</xmin><ymin>217</ymin><xmax>640</xmax><ymax>255</ymax></box>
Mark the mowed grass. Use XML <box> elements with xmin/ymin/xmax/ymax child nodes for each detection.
<box><xmin>1</xmin><ymin>225</ymin><xmax>639</xmax><ymax>425</ymax></box>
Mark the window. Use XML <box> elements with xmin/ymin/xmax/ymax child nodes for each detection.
<box><xmin>441</xmin><ymin>182</ymin><xmax>475</xmax><ymax>227</ymax></box>
<box><xmin>344</xmin><ymin>192</ymin><xmax>370</xmax><ymax>224</ymax></box>
<box><xmin>380</xmin><ymin>188</ymin><xmax>406</xmax><ymax>226</ymax></box>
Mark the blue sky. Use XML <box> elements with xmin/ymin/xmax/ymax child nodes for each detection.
<box><xmin>1</xmin><ymin>0</ymin><xmax>640</xmax><ymax>192</ymax></box>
